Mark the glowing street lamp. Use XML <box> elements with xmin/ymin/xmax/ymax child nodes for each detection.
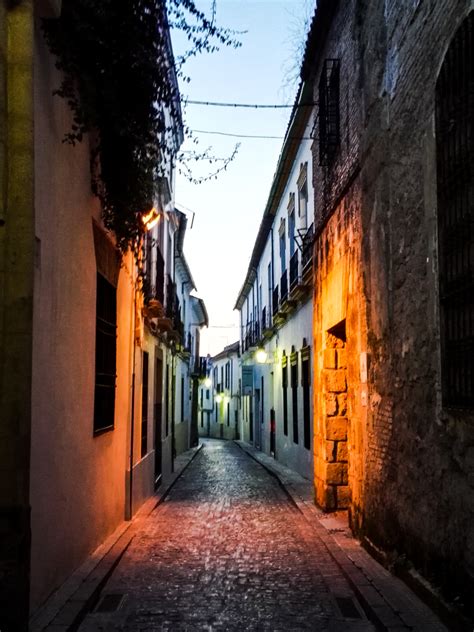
<box><xmin>215</xmin><ymin>393</ymin><xmax>223</xmax><ymax>404</ymax></box>
<box><xmin>255</xmin><ymin>347</ymin><xmax>268</xmax><ymax>364</ymax></box>
<box><xmin>204</xmin><ymin>377</ymin><xmax>212</xmax><ymax>388</ymax></box>
<box><xmin>142</xmin><ymin>207</ymin><xmax>160</xmax><ymax>231</ymax></box>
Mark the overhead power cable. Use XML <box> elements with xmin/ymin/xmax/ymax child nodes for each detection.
<box><xmin>191</xmin><ymin>128</ymin><xmax>313</xmax><ymax>140</ymax></box>
<box><xmin>184</xmin><ymin>99</ymin><xmax>315</xmax><ymax>109</ymax></box>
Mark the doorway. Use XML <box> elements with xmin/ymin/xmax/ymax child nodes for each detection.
<box><xmin>254</xmin><ymin>389</ymin><xmax>261</xmax><ymax>449</ymax></box>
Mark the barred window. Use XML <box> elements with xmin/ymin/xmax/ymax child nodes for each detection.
<box><xmin>94</xmin><ymin>273</ymin><xmax>117</xmax><ymax>433</ymax></box>
<box><xmin>436</xmin><ymin>13</ymin><xmax>474</xmax><ymax>408</ymax></box>
<box><xmin>282</xmin><ymin>353</ymin><xmax>289</xmax><ymax>436</ymax></box>
<box><xmin>318</xmin><ymin>59</ymin><xmax>340</xmax><ymax>167</ymax></box>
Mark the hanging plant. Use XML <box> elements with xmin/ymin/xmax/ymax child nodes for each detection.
<box><xmin>42</xmin><ymin>0</ymin><xmax>241</xmax><ymax>253</ymax></box>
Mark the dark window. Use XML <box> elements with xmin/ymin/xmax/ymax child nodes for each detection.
<box><xmin>141</xmin><ymin>351</ymin><xmax>149</xmax><ymax>457</ymax></box>
<box><xmin>318</xmin><ymin>58</ymin><xmax>340</xmax><ymax>166</ymax></box>
<box><xmin>200</xmin><ymin>389</ymin><xmax>203</xmax><ymax>408</ymax></box>
<box><xmin>436</xmin><ymin>13</ymin><xmax>474</xmax><ymax>408</ymax></box>
<box><xmin>94</xmin><ymin>273</ymin><xmax>117</xmax><ymax>433</ymax></box>
<box><xmin>282</xmin><ymin>354</ymin><xmax>288</xmax><ymax>436</ymax></box>
<box><xmin>206</xmin><ymin>389</ymin><xmax>210</xmax><ymax>400</ymax></box>
<box><xmin>215</xmin><ymin>401</ymin><xmax>218</xmax><ymax>422</ymax></box>
<box><xmin>165</xmin><ymin>363</ymin><xmax>170</xmax><ymax>436</ymax></box>
<box><xmin>302</xmin><ymin>349</ymin><xmax>311</xmax><ymax>450</ymax></box>
<box><xmin>291</xmin><ymin>351</ymin><xmax>299</xmax><ymax>444</ymax></box>
<box><xmin>201</xmin><ymin>410</ymin><xmax>204</xmax><ymax>427</ymax></box>
<box><xmin>181</xmin><ymin>376</ymin><xmax>185</xmax><ymax>422</ymax></box>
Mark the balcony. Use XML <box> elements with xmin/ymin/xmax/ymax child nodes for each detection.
<box><xmin>142</xmin><ymin>249</ymin><xmax>165</xmax><ymax>319</ymax></box>
<box><xmin>289</xmin><ymin>249</ymin><xmax>311</xmax><ymax>302</ymax></box>
<box><xmin>272</xmin><ymin>283</ymin><xmax>286</xmax><ymax>326</ymax></box>
<box><xmin>272</xmin><ymin>285</ymin><xmax>279</xmax><ymax>317</ymax></box>
<box><xmin>279</xmin><ymin>269</ymin><xmax>296</xmax><ymax>315</ymax></box>
<box><xmin>242</xmin><ymin>320</ymin><xmax>261</xmax><ymax>353</ymax></box>
<box><xmin>301</xmin><ymin>223</ymin><xmax>314</xmax><ymax>282</ymax></box>
<box><xmin>154</xmin><ymin>275</ymin><xmax>183</xmax><ymax>343</ymax></box>
<box><xmin>261</xmin><ymin>306</ymin><xmax>274</xmax><ymax>339</ymax></box>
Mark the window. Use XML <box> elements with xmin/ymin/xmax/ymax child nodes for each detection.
<box><xmin>288</xmin><ymin>209</ymin><xmax>296</xmax><ymax>257</ymax></box>
<box><xmin>279</xmin><ymin>218</ymin><xmax>286</xmax><ymax>273</ymax></box>
<box><xmin>291</xmin><ymin>349</ymin><xmax>299</xmax><ymax>444</ymax></box>
<box><xmin>318</xmin><ymin>59</ymin><xmax>340</xmax><ymax>166</ymax></box>
<box><xmin>206</xmin><ymin>389</ymin><xmax>210</xmax><ymax>400</ymax></box>
<box><xmin>436</xmin><ymin>13</ymin><xmax>474</xmax><ymax>408</ymax></box>
<box><xmin>301</xmin><ymin>346</ymin><xmax>311</xmax><ymax>450</ymax></box>
<box><xmin>141</xmin><ymin>351</ymin><xmax>149</xmax><ymax>457</ymax></box>
<box><xmin>267</xmin><ymin>263</ymin><xmax>272</xmax><ymax>315</ymax></box>
<box><xmin>225</xmin><ymin>361</ymin><xmax>230</xmax><ymax>389</ymax></box>
<box><xmin>282</xmin><ymin>352</ymin><xmax>288</xmax><ymax>436</ymax></box>
<box><xmin>165</xmin><ymin>363</ymin><xmax>170</xmax><ymax>436</ymax></box>
<box><xmin>297</xmin><ymin>163</ymin><xmax>308</xmax><ymax>229</ymax></box>
<box><xmin>94</xmin><ymin>273</ymin><xmax>117</xmax><ymax>433</ymax></box>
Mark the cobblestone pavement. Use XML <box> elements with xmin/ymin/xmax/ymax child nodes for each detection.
<box><xmin>79</xmin><ymin>440</ymin><xmax>377</xmax><ymax>631</ymax></box>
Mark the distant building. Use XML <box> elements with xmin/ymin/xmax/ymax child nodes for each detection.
<box><xmin>199</xmin><ymin>342</ymin><xmax>240</xmax><ymax>440</ymax></box>
<box><xmin>235</xmin><ymin>83</ymin><xmax>315</xmax><ymax>479</ymax></box>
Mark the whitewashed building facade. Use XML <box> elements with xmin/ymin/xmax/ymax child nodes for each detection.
<box><xmin>198</xmin><ymin>341</ymin><xmax>240</xmax><ymax>440</ymax></box>
<box><xmin>235</xmin><ymin>85</ymin><xmax>315</xmax><ymax>479</ymax></box>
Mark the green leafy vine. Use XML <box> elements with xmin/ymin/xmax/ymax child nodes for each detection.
<box><xmin>42</xmin><ymin>0</ymin><xmax>241</xmax><ymax>252</ymax></box>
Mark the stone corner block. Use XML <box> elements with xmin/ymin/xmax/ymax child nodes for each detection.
<box><xmin>325</xmin><ymin>417</ymin><xmax>348</xmax><ymax>441</ymax></box>
<box><xmin>323</xmin><ymin>369</ymin><xmax>347</xmax><ymax>393</ymax></box>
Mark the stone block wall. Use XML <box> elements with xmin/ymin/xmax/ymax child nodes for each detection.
<box><xmin>309</xmin><ymin>0</ymin><xmax>474</xmax><ymax>614</ymax></box>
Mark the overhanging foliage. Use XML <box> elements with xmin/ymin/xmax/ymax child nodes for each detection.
<box><xmin>42</xmin><ymin>0</ymin><xmax>240</xmax><ymax>252</ymax></box>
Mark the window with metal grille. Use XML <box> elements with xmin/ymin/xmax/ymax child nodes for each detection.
<box><xmin>436</xmin><ymin>13</ymin><xmax>474</xmax><ymax>409</ymax></box>
<box><xmin>181</xmin><ymin>375</ymin><xmax>185</xmax><ymax>422</ymax></box>
<box><xmin>301</xmin><ymin>346</ymin><xmax>311</xmax><ymax>450</ymax></box>
<box><xmin>318</xmin><ymin>59</ymin><xmax>340</xmax><ymax>167</ymax></box>
<box><xmin>141</xmin><ymin>352</ymin><xmax>149</xmax><ymax>457</ymax></box>
<box><xmin>290</xmin><ymin>349</ymin><xmax>299</xmax><ymax>444</ymax></box>
<box><xmin>94</xmin><ymin>273</ymin><xmax>117</xmax><ymax>433</ymax></box>
<box><xmin>282</xmin><ymin>353</ymin><xmax>288</xmax><ymax>436</ymax></box>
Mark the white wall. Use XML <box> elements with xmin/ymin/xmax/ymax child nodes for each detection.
<box><xmin>238</xmin><ymin>117</ymin><xmax>314</xmax><ymax>479</ymax></box>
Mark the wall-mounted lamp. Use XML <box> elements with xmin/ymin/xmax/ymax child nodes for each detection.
<box><xmin>255</xmin><ymin>348</ymin><xmax>268</xmax><ymax>364</ymax></box>
<box><xmin>204</xmin><ymin>377</ymin><xmax>212</xmax><ymax>388</ymax></box>
<box><xmin>142</xmin><ymin>207</ymin><xmax>160</xmax><ymax>231</ymax></box>
<box><xmin>215</xmin><ymin>394</ymin><xmax>223</xmax><ymax>404</ymax></box>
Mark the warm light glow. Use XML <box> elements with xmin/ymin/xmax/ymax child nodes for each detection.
<box><xmin>142</xmin><ymin>207</ymin><xmax>160</xmax><ymax>231</ymax></box>
<box><xmin>215</xmin><ymin>394</ymin><xmax>223</xmax><ymax>404</ymax></box>
<box><xmin>204</xmin><ymin>377</ymin><xmax>212</xmax><ymax>388</ymax></box>
<box><xmin>255</xmin><ymin>348</ymin><xmax>268</xmax><ymax>364</ymax></box>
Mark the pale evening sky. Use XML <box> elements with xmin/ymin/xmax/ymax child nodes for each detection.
<box><xmin>171</xmin><ymin>0</ymin><xmax>313</xmax><ymax>356</ymax></box>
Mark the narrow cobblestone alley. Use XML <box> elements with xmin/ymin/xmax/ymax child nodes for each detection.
<box><xmin>78</xmin><ymin>441</ymin><xmax>375</xmax><ymax>631</ymax></box>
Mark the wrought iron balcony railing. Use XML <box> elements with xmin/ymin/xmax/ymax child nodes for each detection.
<box><xmin>280</xmin><ymin>270</ymin><xmax>288</xmax><ymax>303</ymax></box>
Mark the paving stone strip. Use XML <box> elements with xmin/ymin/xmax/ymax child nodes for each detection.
<box><xmin>78</xmin><ymin>440</ymin><xmax>376</xmax><ymax>631</ymax></box>
<box><xmin>58</xmin><ymin>439</ymin><xmax>450</xmax><ymax>632</ymax></box>
<box><xmin>235</xmin><ymin>441</ymin><xmax>450</xmax><ymax>632</ymax></box>
<box><xmin>30</xmin><ymin>445</ymin><xmax>203</xmax><ymax>632</ymax></box>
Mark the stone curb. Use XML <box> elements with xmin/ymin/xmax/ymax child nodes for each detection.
<box><xmin>234</xmin><ymin>440</ymin><xmax>451</xmax><ymax>632</ymax></box>
<box><xmin>30</xmin><ymin>444</ymin><xmax>203</xmax><ymax>632</ymax></box>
